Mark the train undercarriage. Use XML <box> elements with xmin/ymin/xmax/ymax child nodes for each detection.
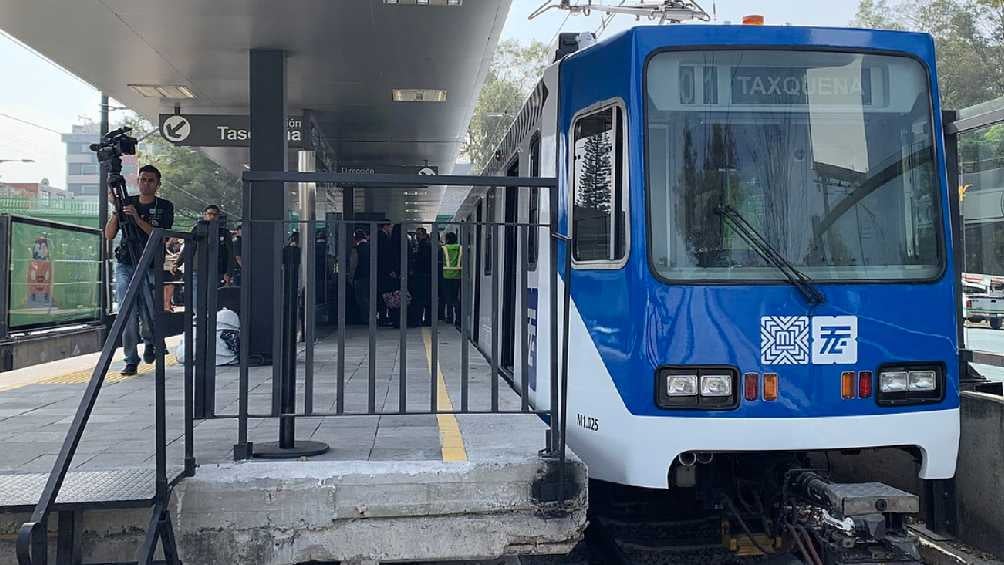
<box><xmin>589</xmin><ymin>451</ymin><xmax>925</xmax><ymax>564</ymax></box>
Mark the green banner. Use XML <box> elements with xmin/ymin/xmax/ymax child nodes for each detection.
<box><xmin>8</xmin><ymin>219</ymin><xmax>101</xmax><ymax>329</ymax></box>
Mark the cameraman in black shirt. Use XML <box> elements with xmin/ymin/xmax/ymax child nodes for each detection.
<box><xmin>104</xmin><ymin>164</ymin><xmax>174</xmax><ymax>375</ymax></box>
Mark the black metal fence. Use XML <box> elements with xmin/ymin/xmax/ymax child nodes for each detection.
<box><xmin>223</xmin><ymin>171</ymin><xmax>570</xmax><ymax>468</ymax></box>
<box><xmin>13</xmin><ymin>170</ymin><xmax>572</xmax><ymax>563</ymax></box>
<box><xmin>14</xmin><ymin>224</ymin><xmax>207</xmax><ymax>565</ymax></box>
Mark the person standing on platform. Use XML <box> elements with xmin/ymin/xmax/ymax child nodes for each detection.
<box><xmin>104</xmin><ymin>164</ymin><xmax>175</xmax><ymax>375</ymax></box>
<box><xmin>376</xmin><ymin>222</ymin><xmax>397</xmax><ymax>326</ymax></box>
<box><xmin>173</xmin><ymin>204</ymin><xmax>233</xmax><ymax>315</ymax></box>
<box><xmin>231</xmin><ymin>224</ymin><xmax>242</xmax><ymax>287</ymax></box>
<box><xmin>349</xmin><ymin>229</ymin><xmax>371</xmax><ymax>323</ymax></box>
<box><xmin>163</xmin><ymin>237</ymin><xmax>183</xmax><ymax>312</ymax></box>
<box><xmin>410</xmin><ymin>227</ymin><xmax>434</xmax><ymax>326</ymax></box>
<box><xmin>441</xmin><ymin>231</ymin><xmax>462</xmax><ymax>327</ymax></box>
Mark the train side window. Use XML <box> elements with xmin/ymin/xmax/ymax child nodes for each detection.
<box><xmin>528</xmin><ymin>133</ymin><xmax>541</xmax><ymax>270</ymax></box>
<box><xmin>484</xmin><ymin>188</ymin><xmax>496</xmax><ymax>275</ymax></box>
<box><xmin>571</xmin><ymin>104</ymin><xmax>628</xmax><ymax>265</ymax></box>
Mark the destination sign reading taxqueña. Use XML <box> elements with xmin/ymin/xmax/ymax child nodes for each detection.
<box><xmin>730</xmin><ymin>67</ymin><xmax>873</xmax><ymax>105</ymax></box>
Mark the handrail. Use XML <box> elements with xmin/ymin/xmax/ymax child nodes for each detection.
<box><xmin>15</xmin><ymin>229</ymin><xmax>167</xmax><ymax>565</ymax></box>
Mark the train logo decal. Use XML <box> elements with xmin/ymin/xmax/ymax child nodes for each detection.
<box><xmin>760</xmin><ymin>316</ymin><xmax>859</xmax><ymax>365</ymax></box>
<box><xmin>811</xmin><ymin>316</ymin><xmax>858</xmax><ymax>365</ymax></box>
<box><xmin>759</xmin><ymin>316</ymin><xmax>809</xmax><ymax>365</ymax></box>
<box><xmin>526</xmin><ymin>288</ymin><xmax>538</xmax><ymax>390</ymax></box>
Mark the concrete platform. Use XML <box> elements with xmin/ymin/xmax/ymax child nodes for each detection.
<box><xmin>0</xmin><ymin>326</ymin><xmax>586</xmax><ymax>564</ymax></box>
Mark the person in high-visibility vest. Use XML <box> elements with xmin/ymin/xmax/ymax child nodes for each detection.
<box><xmin>441</xmin><ymin>231</ymin><xmax>462</xmax><ymax>325</ymax></box>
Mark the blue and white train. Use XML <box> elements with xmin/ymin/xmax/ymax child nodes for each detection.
<box><xmin>456</xmin><ymin>24</ymin><xmax>959</xmax><ymax>491</ymax></box>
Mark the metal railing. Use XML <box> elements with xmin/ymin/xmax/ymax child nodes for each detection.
<box><xmin>3</xmin><ymin>165</ymin><xmax>584</xmax><ymax>559</ymax></box>
<box><xmin>14</xmin><ymin>224</ymin><xmax>207</xmax><ymax>565</ymax></box>
<box><xmin>221</xmin><ymin>171</ymin><xmax>572</xmax><ymax>494</ymax></box>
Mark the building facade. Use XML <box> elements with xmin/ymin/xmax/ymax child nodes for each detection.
<box><xmin>61</xmin><ymin>123</ymin><xmax>137</xmax><ymax>200</ymax></box>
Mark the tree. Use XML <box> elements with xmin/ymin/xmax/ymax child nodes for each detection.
<box><xmin>854</xmin><ymin>0</ymin><xmax>1004</xmax><ymax>174</ymax></box>
<box><xmin>463</xmin><ymin>39</ymin><xmax>551</xmax><ymax>172</ymax></box>
<box><xmin>853</xmin><ymin>0</ymin><xmax>907</xmax><ymax>29</ymax></box>
<box><xmin>576</xmin><ymin>131</ymin><xmax>612</xmax><ymax>213</ymax></box>
<box><xmin>852</xmin><ymin>0</ymin><xmax>1004</xmax><ymax>109</ymax></box>
<box><xmin>116</xmin><ymin>115</ymin><xmax>241</xmax><ymax>228</ymax></box>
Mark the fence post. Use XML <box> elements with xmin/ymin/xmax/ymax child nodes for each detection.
<box><xmin>253</xmin><ymin>245</ymin><xmax>328</xmax><ymax>459</ymax></box>
<box><xmin>234</xmin><ymin>181</ymin><xmax>253</xmax><ymax>460</ymax></box>
<box><xmin>151</xmin><ymin>232</ymin><xmax>168</xmax><ymax>502</ymax></box>
<box><xmin>193</xmin><ymin>221</ymin><xmax>211</xmax><ymax>419</ymax></box>
<box><xmin>182</xmin><ymin>230</ymin><xmax>197</xmax><ymax>472</ymax></box>
<box><xmin>0</xmin><ymin>216</ymin><xmax>10</xmax><ymax>342</ymax></box>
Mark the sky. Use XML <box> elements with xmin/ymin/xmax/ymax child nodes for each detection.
<box><xmin>501</xmin><ymin>1</ymin><xmax>860</xmax><ymax>44</ymax></box>
<box><xmin>0</xmin><ymin>1</ymin><xmax>860</xmax><ymax>186</ymax></box>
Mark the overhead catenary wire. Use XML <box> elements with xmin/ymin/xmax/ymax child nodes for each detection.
<box><xmin>548</xmin><ymin>11</ymin><xmax>573</xmax><ymax>47</ymax></box>
<box><xmin>0</xmin><ymin>112</ymin><xmax>63</xmax><ymax>136</ymax></box>
<box><xmin>0</xmin><ymin>29</ymin><xmax>97</xmax><ymax>92</ymax></box>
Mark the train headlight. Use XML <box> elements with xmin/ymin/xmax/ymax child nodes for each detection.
<box><xmin>878</xmin><ymin>371</ymin><xmax>908</xmax><ymax>393</ymax></box>
<box><xmin>700</xmin><ymin>374</ymin><xmax>732</xmax><ymax>397</ymax></box>
<box><xmin>666</xmin><ymin>374</ymin><xmax>698</xmax><ymax>396</ymax></box>
<box><xmin>908</xmin><ymin>370</ymin><xmax>937</xmax><ymax>391</ymax></box>
<box><xmin>656</xmin><ymin>367</ymin><xmax>739</xmax><ymax>410</ymax></box>
<box><xmin>877</xmin><ymin>365</ymin><xmax>943</xmax><ymax>406</ymax></box>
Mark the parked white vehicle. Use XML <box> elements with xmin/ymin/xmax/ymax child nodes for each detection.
<box><xmin>963</xmin><ymin>273</ymin><xmax>1004</xmax><ymax>330</ymax></box>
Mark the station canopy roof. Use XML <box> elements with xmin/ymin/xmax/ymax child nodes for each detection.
<box><xmin>0</xmin><ymin>0</ymin><xmax>513</xmax><ymax>220</ymax></box>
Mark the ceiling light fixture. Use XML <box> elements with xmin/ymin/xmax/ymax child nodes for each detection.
<box><xmin>128</xmin><ymin>84</ymin><xmax>196</xmax><ymax>99</ymax></box>
<box><xmin>392</xmin><ymin>89</ymin><xmax>447</xmax><ymax>103</ymax></box>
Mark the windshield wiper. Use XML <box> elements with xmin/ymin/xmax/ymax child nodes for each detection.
<box><xmin>714</xmin><ymin>204</ymin><xmax>825</xmax><ymax>306</ymax></box>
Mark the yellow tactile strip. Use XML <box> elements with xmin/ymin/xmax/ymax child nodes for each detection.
<box><xmin>421</xmin><ymin>329</ymin><xmax>468</xmax><ymax>463</ymax></box>
<box><xmin>36</xmin><ymin>355</ymin><xmax>179</xmax><ymax>385</ymax></box>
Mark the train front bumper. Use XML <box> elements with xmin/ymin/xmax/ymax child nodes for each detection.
<box><xmin>570</xmin><ymin>408</ymin><xmax>959</xmax><ymax>489</ymax></box>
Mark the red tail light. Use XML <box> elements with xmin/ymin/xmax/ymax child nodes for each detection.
<box><xmin>744</xmin><ymin>373</ymin><xmax>759</xmax><ymax>401</ymax></box>
<box><xmin>858</xmin><ymin>371</ymin><xmax>873</xmax><ymax>398</ymax></box>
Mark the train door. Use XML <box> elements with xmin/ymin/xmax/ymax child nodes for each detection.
<box><xmin>473</xmin><ymin>201</ymin><xmax>483</xmax><ymax>342</ymax></box>
<box><xmin>501</xmin><ymin>159</ymin><xmax>520</xmax><ymax>372</ymax></box>
<box><xmin>525</xmin><ymin>134</ymin><xmax>541</xmax><ymax>393</ymax></box>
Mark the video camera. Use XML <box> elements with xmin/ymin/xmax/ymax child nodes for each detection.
<box><xmin>89</xmin><ymin>126</ymin><xmax>137</xmax><ymax>173</ymax></box>
<box><xmin>91</xmin><ymin>127</ymin><xmax>143</xmax><ymax>265</ymax></box>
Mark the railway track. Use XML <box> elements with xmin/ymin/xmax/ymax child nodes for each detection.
<box><xmin>577</xmin><ymin>472</ymin><xmax>923</xmax><ymax>565</ymax></box>
<box><xmin>582</xmin><ymin>481</ymin><xmax>787</xmax><ymax>565</ymax></box>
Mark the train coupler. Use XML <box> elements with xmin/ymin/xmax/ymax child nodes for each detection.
<box><xmin>787</xmin><ymin>471</ymin><xmax>922</xmax><ymax>564</ymax></box>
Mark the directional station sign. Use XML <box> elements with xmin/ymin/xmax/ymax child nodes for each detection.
<box><xmin>333</xmin><ymin>164</ymin><xmax>438</xmax><ymax>176</ymax></box>
<box><xmin>158</xmin><ymin>114</ymin><xmax>306</xmax><ymax>148</ymax></box>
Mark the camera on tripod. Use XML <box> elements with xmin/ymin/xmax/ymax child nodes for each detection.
<box><xmin>91</xmin><ymin>127</ymin><xmax>143</xmax><ymax>264</ymax></box>
<box><xmin>89</xmin><ymin>126</ymin><xmax>137</xmax><ymax>172</ymax></box>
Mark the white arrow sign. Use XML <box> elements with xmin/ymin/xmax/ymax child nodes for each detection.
<box><xmin>161</xmin><ymin>115</ymin><xmax>191</xmax><ymax>142</ymax></box>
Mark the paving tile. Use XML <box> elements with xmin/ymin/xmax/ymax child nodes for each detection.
<box><xmin>0</xmin><ymin>327</ymin><xmax>553</xmax><ymax>473</ymax></box>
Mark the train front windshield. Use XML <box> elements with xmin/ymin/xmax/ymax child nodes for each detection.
<box><xmin>645</xmin><ymin>50</ymin><xmax>943</xmax><ymax>282</ymax></box>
